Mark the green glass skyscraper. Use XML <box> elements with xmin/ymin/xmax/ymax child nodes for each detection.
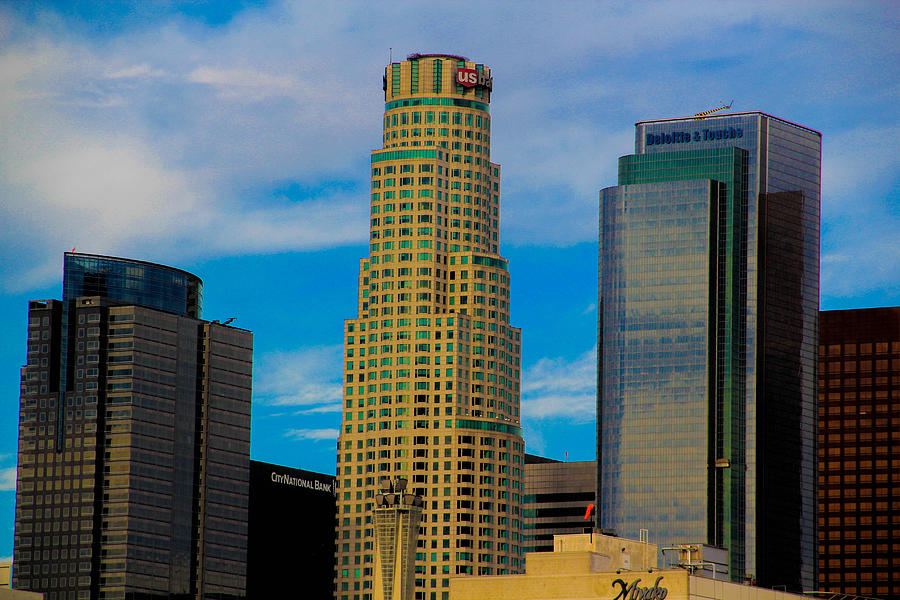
<box><xmin>598</xmin><ymin>113</ymin><xmax>820</xmax><ymax>591</ymax></box>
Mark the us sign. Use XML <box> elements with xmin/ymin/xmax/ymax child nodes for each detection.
<box><xmin>456</xmin><ymin>68</ymin><xmax>478</xmax><ymax>87</ymax></box>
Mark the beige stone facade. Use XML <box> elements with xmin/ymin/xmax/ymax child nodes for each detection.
<box><xmin>0</xmin><ymin>590</ymin><xmax>44</xmax><ymax>600</ymax></box>
<box><xmin>336</xmin><ymin>54</ymin><xmax>524</xmax><ymax>600</ymax></box>
<box><xmin>450</xmin><ymin>534</ymin><xmax>812</xmax><ymax>600</ymax></box>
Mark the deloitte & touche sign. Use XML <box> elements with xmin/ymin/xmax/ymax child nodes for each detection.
<box><xmin>646</xmin><ymin>126</ymin><xmax>743</xmax><ymax>147</ymax></box>
<box><xmin>271</xmin><ymin>471</ymin><xmax>334</xmax><ymax>494</ymax></box>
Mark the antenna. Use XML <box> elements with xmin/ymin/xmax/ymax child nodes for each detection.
<box><xmin>389</xmin><ymin>47</ymin><xmax>392</xmax><ymax>63</ymax></box>
<box><xmin>693</xmin><ymin>100</ymin><xmax>734</xmax><ymax>120</ymax></box>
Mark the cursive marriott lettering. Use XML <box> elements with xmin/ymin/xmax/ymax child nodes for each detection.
<box><xmin>271</xmin><ymin>471</ymin><xmax>333</xmax><ymax>493</ymax></box>
<box><xmin>612</xmin><ymin>576</ymin><xmax>667</xmax><ymax>600</ymax></box>
<box><xmin>646</xmin><ymin>127</ymin><xmax>743</xmax><ymax>146</ymax></box>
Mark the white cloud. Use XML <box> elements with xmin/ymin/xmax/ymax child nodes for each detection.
<box><xmin>106</xmin><ymin>63</ymin><xmax>167</xmax><ymax>79</ymax></box>
<box><xmin>188</xmin><ymin>66</ymin><xmax>298</xmax><ymax>101</ymax></box>
<box><xmin>822</xmin><ymin>233</ymin><xmax>900</xmax><ymax>300</ymax></box>
<box><xmin>0</xmin><ymin>0</ymin><xmax>896</xmax><ymax>298</ymax></box>
<box><xmin>0</xmin><ymin>467</ymin><xmax>16</xmax><ymax>492</ymax></box>
<box><xmin>522</xmin><ymin>347</ymin><xmax>596</xmax><ymax>421</ymax></box>
<box><xmin>284</xmin><ymin>428</ymin><xmax>339</xmax><ymax>442</ymax></box>
<box><xmin>253</xmin><ymin>345</ymin><xmax>343</xmax><ymax>409</ymax></box>
<box><xmin>822</xmin><ymin>124</ymin><xmax>900</xmax><ymax>214</ymax></box>
<box><xmin>293</xmin><ymin>405</ymin><xmax>342</xmax><ymax>415</ymax></box>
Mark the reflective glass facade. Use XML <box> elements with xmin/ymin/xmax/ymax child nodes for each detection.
<box><xmin>599</xmin><ymin>113</ymin><xmax>820</xmax><ymax>591</ymax></box>
<box><xmin>522</xmin><ymin>456</ymin><xmax>595</xmax><ymax>553</ymax></box>
<box><xmin>14</xmin><ymin>259</ymin><xmax>251</xmax><ymax>600</ymax></box>
<box><xmin>63</xmin><ymin>253</ymin><xmax>202</xmax><ymax>319</ymax></box>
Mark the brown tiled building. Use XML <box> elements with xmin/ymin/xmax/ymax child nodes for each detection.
<box><xmin>818</xmin><ymin>308</ymin><xmax>900</xmax><ymax>599</ymax></box>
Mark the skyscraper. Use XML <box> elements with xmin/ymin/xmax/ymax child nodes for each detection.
<box><xmin>818</xmin><ymin>308</ymin><xmax>900</xmax><ymax>600</ymax></box>
<box><xmin>13</xmin><ymin>252</ymin><xmax>252</xmax><ymax>600</ymax></box>
<box><xmin>335</xmin><ymin>54</ymin><xmax>524</xmax><ymax>600</ymax></box>
<box><xmin>598</xmin><ymin>113</ymin><xmax>820</xmax><ymax>590</ymax></box>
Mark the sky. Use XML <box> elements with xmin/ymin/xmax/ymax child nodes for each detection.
<box><xmin>0</xmin><ymin>0</ymin><xmax>898</xmax><ymax>560</ymax></box>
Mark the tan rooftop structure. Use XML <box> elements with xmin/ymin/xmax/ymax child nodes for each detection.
<box><xmin>450</xmin><ymin>532</ymin><xmax>813</xmax><ymax>600</ymax></box>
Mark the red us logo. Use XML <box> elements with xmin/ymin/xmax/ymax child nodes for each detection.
<box><xmin>456</xmin><ymin>68</ymin><xmax>477</xmax><ymax>87</ymax></box>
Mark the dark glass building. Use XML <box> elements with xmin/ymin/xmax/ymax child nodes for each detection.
<box><xmin>818</xmin><ymin>308</ymin><xmax>900</xmax><ymax>600</ymax></box>
<box><xmin>522</xmin><ymin>456</ymin><xmax>595</xmax><ymax>553</ymax></box>
<box><xmin>63</xmin><ymin>252</ymin><xmax>202</xmax><ymax>319</ymax></box>
<box><xmin>247</xmin><ymin>461</ymin><xmax>336</xmax><ymax>599</ymax></box>
<box><xmin>13</xmin><ymin>255</ymin><xmax>252</xmax><ymax>600</ymax></box>
<box><xmin>598</xmin><ymin>112</ymin><xmax>820</xmax><ymax>590</ymax></box>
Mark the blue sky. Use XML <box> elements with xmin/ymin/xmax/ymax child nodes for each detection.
<box><xmin>0</xmin><ymin>0</ymin><xmax>898</xmax><ymax>559</ymax></box>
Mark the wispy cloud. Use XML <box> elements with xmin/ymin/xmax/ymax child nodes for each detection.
<box><xmin>293</xmin><ymin>405</ymin><xmax>342</xmax><ymax>416</ymax></box>
<box><xmin>253</xmin><ymin>345</ymin><xmax>343</xmax><ymax>410</ymax></box>
<box><xmin>0</xmin><ymin>467</ymin><xmax>16</xmax><ymax>492</ymax></box>
<box><xmin>105</xmin><ymin>63</ymin><xmax>166</xmax><ymax>79</ymax></box>
<box><xmin>188</xmin><ymin>66</ymin><xmax>298</xmax><ymax>102</ymax></box>
<box><xmin>284</xmin><ymin>428</ymin><xmax>339</xmax><ymax>442</ymax></box>
<box><xmin>522</xmin><ymin>347</ymin><xmax>596</xmax><ymax>422</ymax></box>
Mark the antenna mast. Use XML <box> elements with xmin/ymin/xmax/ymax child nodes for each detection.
<box><xmin>694</xmin><ymin>100</ymin><xmax>734</xmax><ymax>120</ymax></box>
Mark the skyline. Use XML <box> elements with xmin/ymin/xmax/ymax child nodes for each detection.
<box><xmin>1</xmin><ymin>0</ymin><xmax>898</xmax><ymax>562</ymax></box>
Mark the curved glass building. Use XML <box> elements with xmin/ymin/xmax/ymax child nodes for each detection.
<box><xmin>63</xmin><ymin>252</ymin><xmax>202</xmax><ymax>318</ymax></box>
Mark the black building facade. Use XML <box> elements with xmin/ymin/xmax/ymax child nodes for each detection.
<box><xmin>522</xmin><ymin>456</ymin><xmax>595</xmax><ymax>553</ymax></box>
<box><xmin>247</xmin><ymin>461</ymin><xmax>335</xmax><ymax>598</ymax></box>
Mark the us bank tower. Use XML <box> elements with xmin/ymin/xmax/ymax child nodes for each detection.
<box><xmin>335</xmin><ymin>54</ymin><xmax>525</xmax><ymax>600</ymax></box>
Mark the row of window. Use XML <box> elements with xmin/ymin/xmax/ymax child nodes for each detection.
<box><xmin>821</xmin><ymin>342</ymin><xmax>900</xmax><ymax>356</ymax></box>
<box><xmin>383</xmin><ymin>111</ymin><xmax>490</xmax><ymax>129</ymax></box>
<box><xmin>384</xmin><ymin>128</ymin><xmax>490</xmax><ymax>148</ymax></box>
<box><xmin>370</xmin><ymin>202</ymin><xmax>497</xmax><ymax>220</ymax></box>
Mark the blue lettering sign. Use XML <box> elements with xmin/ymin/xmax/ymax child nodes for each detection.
<box><xmin>647</xmin><ymin>127</ymin><xmax>743</xmax><ymax>147</ymax></box>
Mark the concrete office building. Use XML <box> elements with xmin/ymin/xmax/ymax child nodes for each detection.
<box><xmin>598</xmin><ymin>113</ymin><xmax>821</xmax><ymax>590</ymax></box>
<box><xmin>247</xmin><ymin>461</ymin><xmax>336</xmax><ymax>599</ymax></box>
<box><xmin>522</xmin><ymin>456</ymin><xmax>595</xmax><ymax>553</ymax></box>
<box><xmin>13</xmin><ymin>253</ymin><xmax>252</xmax><ymax>600</ymax></box>
<box><xmin>818</xmin><ymin>308</ymin><xmax>900</xmax><ymax>600</ymax></box>
<box><xmin>336</xmin><ymin>54</ymin><xmax>524</xmax><ymax>600</ymax></box>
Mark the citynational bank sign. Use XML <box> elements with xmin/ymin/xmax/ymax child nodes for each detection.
<box><xmin>270</xmin><ymin>470</ymin><xmax>334</xmax><ymax>495</ymax></box>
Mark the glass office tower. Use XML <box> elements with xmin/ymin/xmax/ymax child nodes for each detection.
<box><xmin>13</xmin><ymin>255</ymin><xmax>252</xmax><ymax>600</ymax></box>
<box><xmin>598</xmin><ymin>113</ymin><xmax>820</xmax><ymax>591</ymax></box>
<box><xmin>335</xmin><ymin>54</ymin><xmax>524</xmax><ymax>600</ymax></box>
